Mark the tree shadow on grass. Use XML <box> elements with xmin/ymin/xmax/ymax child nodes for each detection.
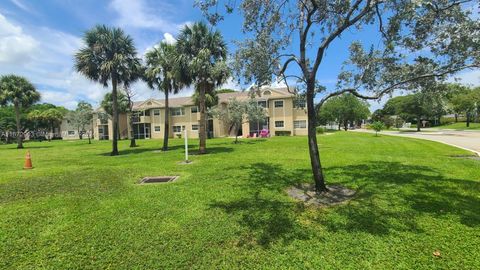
<box><xmin>211</xmin><ymin>161</ymin><xmax>479</xmax><ymax>246</ymax></box>
<box><xmin>189</xmin><ymin>146</ymin><xmax>234</xmax><ymax>155</ymax></box>
<box><xmin>210</xmin><ymin>163</ymin><xmax>312</xmax><ymax>248</ymax></box>
<box><xmin>322</xmin><ymin>162</ymin><xmax>480</xmax><ymax>233</ymax></box>
<box><xmin>16</xmin><ymin>145</ymin><xmax>54</xmax><ymax>149</ymax></box>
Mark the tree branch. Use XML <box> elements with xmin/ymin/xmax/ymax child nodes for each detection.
<box><xmin>317</xmin><ymin>64</ymin><xmax>479</xmax><ymax>108</ymax></box>
<box><xmin>311</xmin><ymin>0</ymin><xmax>377</xmax><ymax>78</ymax></box>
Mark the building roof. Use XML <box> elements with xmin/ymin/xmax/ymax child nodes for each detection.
<box><xmin>130</xmin><ymin>86</ymin><xmax>295</xmax><ymax>111</ymax></box>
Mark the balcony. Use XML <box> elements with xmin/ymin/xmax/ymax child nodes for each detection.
<box><xmin>132</xmin><ymin>115</ymin><xmax>151</xmax><ymax>123</ymax></box>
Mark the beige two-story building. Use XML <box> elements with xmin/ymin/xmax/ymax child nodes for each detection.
<box><xmin>92</xmin><ymin>86</ymin><xmax>308</xmax><ymax>140</ymax></box>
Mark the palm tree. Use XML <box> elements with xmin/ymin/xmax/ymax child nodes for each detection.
<box><xmin>75</xmin><ymin>25</ymin><xmax>141</xmax><ymax>156</ymax></box>
<box><xmin>41</xmin><ymin>108</ymin><xmax>65</xmax><ymax>141</ymax></box>
<box><xmin>0</xmin><ymin>75</ymin><xmax>40</xmax><ymax>148</ymax></box>
<box><xmin>145</xmin><ymin>41</ymin><xmax>183</xmax><ymax>151</ymax></box>
<box><xmin>176</xmin><ymin>22</ymin><xmax>229</xmax><ymax>154</ymax></box>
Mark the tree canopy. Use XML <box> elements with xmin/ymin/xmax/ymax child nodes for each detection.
<box><xmin>101</xmin><ymin>92</ymin><xmax>129</xmax><ymax>117</ymax></box>
<box><xmin>196</xmin><ymin>0</ymin><xmax>480</xmax><ymax>192</ymax></box>
<box><xmin>317</xmin><ymin>93</ymin><xmax>370</xmax><ymax>130</ymax></box>
<box><xmin>176</xmin><ymin>22</ymin><xmax>230</xmax><ymax>154</ymax></box>
<box><xmin>0</xmin><ymin>75</ymin><xmax>40</xmax><ymax>148</ymax></box>
<box><xmin>75</xmin><ymin>24</ymin><xmax>142</xmax><ymax>155</ymax></box>
<box><xmin>68</xmin><ymin>101</ymin><xmax>94</xmax><ymax>140</ymax></box>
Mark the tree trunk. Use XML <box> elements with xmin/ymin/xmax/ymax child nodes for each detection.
<box><xmin>306</xmin><ymin>84</ymin><xmax>328</xmax><ymax>193</ymax></box>
<box><xmin>454</xmin><ymin>114</ymin><xmax>458</xmax><ymax>122</ymax></box>
<box><xmin>14</xmin><ymin>102</ymin><xmax>23</xmax><ymax>149</ymax></box>
<box><xmin>417</xmin><ymin>117</ymin><xmax>421</xmax><ymax>132</ymax></box>
<box><xmin>343</xmin><ymin>121</ymin><xmax>348</xmax><ymax>131</ymax></box>
<box><xmin>466</xmin><ymin>112</ymin><xmax>470</xmax><ymax>127</ymax></box>
<box><xmin>235</xmin><ymin>124</ymin><xmax>239</xmax><ymax>144</ymax></box>
<box><xmin>50</xmin><ymin>123</ymin><xmax>54</xmax><ymax>141</ymax></box>
<box><xmin>129</xmin><ymin>112</ymin><xmax>137</xmax><ymax>148</ymax></box>
<box><xmin>111</xmin><ymin>75</ymin><xmax>119</xmax><ymax>156</ymax></box>
<box><xmin>79</xmin><ymin>129</ymin><xmax>83</xmax><ymax>140</ymax></box>
<box><xmin>198</xmin><ymin>83</ymin><xmax>207</xmax><ymax>154</ymax></box>
<box><xmin>162</xmin><ymin>90</ymin><xmax>170</xmax><ymax>151</ymax></box>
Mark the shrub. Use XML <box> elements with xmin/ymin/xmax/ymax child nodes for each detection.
<box><xmin>316</xmin><ymin>127</ymin><xmax>325</xmax><ymax>134</ymax></box>
<box><xmin>275</xmin><ymin>131</ymin><xmax>291</xmax><ymax>136</ymax></box>
<box><xmin>371</xmin><ymin>121</ymin><xmax>385</xmax><ymax>136</ymax></box>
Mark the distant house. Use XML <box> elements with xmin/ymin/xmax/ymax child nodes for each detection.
<box><xmin>91</xmin><ymin>86</ymin><xmax>308</xmax><ymax>140</ymax></box>
<box><xmin>59</xmin><ymin>118</ymin><xmax>93</xmax><ymax>140</ymax></box>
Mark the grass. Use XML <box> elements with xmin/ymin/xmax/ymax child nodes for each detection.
<box><xmin>436</xmin><ymin>122</ymin><xmax>480</xmax><ymax>130</ymax></box>
<box><xmin>0</xmin><ymin>133</ymin><xmax>479</xmax><ymax>269</ymax></box>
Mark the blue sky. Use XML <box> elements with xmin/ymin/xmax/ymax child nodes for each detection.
<box><xmin>0</xmin><ymin>0</ymin><xmax>478</xmax><ymax>111</ymax></box>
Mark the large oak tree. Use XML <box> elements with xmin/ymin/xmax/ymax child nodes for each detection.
<box><xmin>197</xmin><ymin>0</ymin><xmax>480</xmax><ymax>192</ymax></box>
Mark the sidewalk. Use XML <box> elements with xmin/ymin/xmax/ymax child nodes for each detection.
<box><xmin>354</xmin><ymin>129</ymin><xmax>480</xmax><ymax>156</ymax></box>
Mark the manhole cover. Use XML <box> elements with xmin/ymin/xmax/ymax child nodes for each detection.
<box><xmin>139</xmin><ymin>176</ymin><xmax>179</xmax><ymax>184</ymax></box>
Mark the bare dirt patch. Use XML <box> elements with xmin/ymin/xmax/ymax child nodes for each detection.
<box><xmin>287</xmin><ymin>184</ymin><xmax>356</xmax><ymax>207</ymax></box>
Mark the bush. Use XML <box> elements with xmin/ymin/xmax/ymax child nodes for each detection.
<box><xmin>371</xmin><ymin>121</ymin><xmax>385</xmax><ymax>136</ymax></box>
<box><xmin>316</xmin><ymin>127</ymin><xmax>325</xmax><ymax>134</ymax></box>
<box><xmin>275</xmin><ymin>131</ymin><xmax>291</xmax><ymax>136</ymax></box>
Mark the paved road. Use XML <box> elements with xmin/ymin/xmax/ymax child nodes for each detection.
<box><xmin>354</xmin><ymin>129</ymin><xmax>480</xmax><ymax>155</ymax></box>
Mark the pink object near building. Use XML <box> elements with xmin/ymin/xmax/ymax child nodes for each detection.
<box><xmin>260</xmin><ymin>129</ymin><xmax>270</xmax><ymax>138</ymax></box>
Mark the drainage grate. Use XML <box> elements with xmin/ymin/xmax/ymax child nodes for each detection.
<box><xmin>139</xmin><ymin>176</ymin><xmax>179</xmax><ymax>184</ymax></box>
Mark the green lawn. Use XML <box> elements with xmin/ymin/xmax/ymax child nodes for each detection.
<box><xmin>436</xmin><ymin>122</ymin><xmax>480</xmax><ymax>130</ymax></box>
<box><xmin>1</xmin><ymin>133</ymin><xmax>479</xmax><ymax>269</ymax></box>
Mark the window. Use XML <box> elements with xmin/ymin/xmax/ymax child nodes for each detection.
<box><xmin>171</xmin><ymin>107</ymin><xmax>185</xmax><ymax>116</ymax></box>
<box><xmin>295</xmin><ymin>99</ymin><xmax>306</xmax><ymax>109</ymax></box>
<box><xmin>275</xmin><ymin>121</ymin><xmax>284</xmax><ymax>128</ymax></box>
<box><xmin>153</xmin><ymin>109</ymin><xmax>160</xmax><ymax>116</ymax></box>
<box><xmin>154</xmin><ymin>126</ymin><xmax>161</xmax><ymax>132</ymax></box>
<box><xmin>257</xmin><ymin>100</ymin><xmax>267</xmax><ymax>108</ymax></box>
<box><xmin>68</xmin><ymin>130</ymin><xmax>75</xmax><ymax>135</ymax></box>
<box><xmin>263</xmin><ymin>90</ymin><xmax>271</xmax><ymax>96</ymax></box>
<box><xmin>274</xmin><ymin>100</ymin><xmax>284</xmax><ymax>108</ymax></box>
<box><xmin>191</xmin><ymin>106</ymin><xmax>198</xmax><ymax>113</ymax></box>
<box><xmin>294</xmin><ymin>120</ymin><xmax>307</xmax><ymax>129</ymax></box>
<box><xmin>192</xmin><ymin>124</ymin><xmax>199</xmax><ymax>131</ymax></box>
<box><xmin>143</xmin><ymin>110</ymin><xmax>150</xmax><ymax>116</ymax></box>
<box><xmin>173</xmin><ymin>125</ymin><xmax>183</xmax><ymax>133</ymax></box>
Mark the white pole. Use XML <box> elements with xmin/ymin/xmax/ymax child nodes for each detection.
<box><xmin>184</xmin><ymin>129</ymin><xmax>189</xmax><ymax>163</ymax></box>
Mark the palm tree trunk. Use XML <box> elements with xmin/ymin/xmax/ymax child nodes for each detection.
<box><xmin>198</xmin><ymin>83</ymin><xmax>207</xmax><ymax>154</ymax></box>
<box><xmin>306</xmin><ymin>83</ymin><xmax>327</xmax><ymax>193</ymax></box>
<box><xmin>129</xmin><ymin>111</ymin><xmax>137</xmax><ymax>147</ymax></box>
<box><xmin>162</xmin><ymin>90</ymin><xmax>170</xmax><ymax>151</ymax></box>
<box><xmin>111</xmin><ymin>74</ymin><xmax>119</xmax><ymax>156</ymax></box>
<box><xmin>14</xmin><ymin>102</ymin><xmax>23</xmax><ymax>149</ymax></box>
<box><xmin>129</xmin><ymin>119</ymin><xmax>136</xmax><ymax>147</ymax></box>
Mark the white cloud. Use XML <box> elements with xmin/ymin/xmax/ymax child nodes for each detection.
<box><xmin>0</xmin><ymin>12</ymin><xmax>103</xmax><ymax>109</ymax></box>
<box><xmin>0</xmin><ymin>13</ymin><xmax>38</xmax><ymax>65</ymax></box>
<box><xmin>162</xmin><ymin>32</ymin><xmax>176</xmax><ymax>44</ymax></box>
<box><xmin>109</xmin><ymin>0</ymin><xmax>186</xmax><ymax>32</ymax></box>
<box><xmin>40</xmin><ymin>90</ymin><xmax>78</xmax><ymax>109</ymax></box>
<box><xmin>9</xmin><ymin>0</ymin><xmax>35</xmax><ymax>14</ymax></box>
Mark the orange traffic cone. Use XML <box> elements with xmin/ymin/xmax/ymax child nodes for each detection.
<box><xmin>23</xmin><ymin>150</ymin><xmax>33</xmax><ymax>169</ymax></box>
